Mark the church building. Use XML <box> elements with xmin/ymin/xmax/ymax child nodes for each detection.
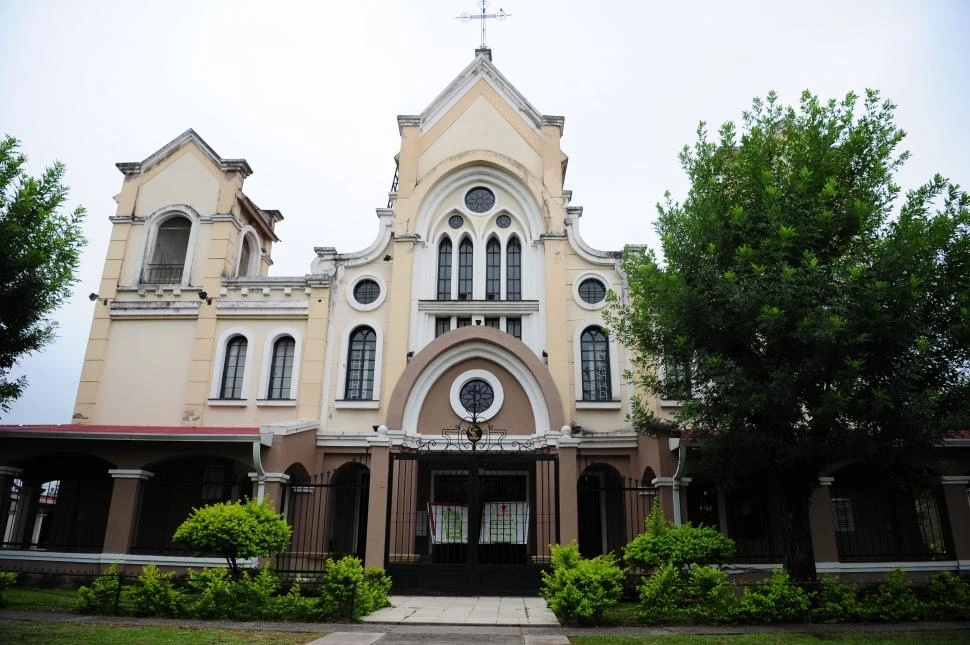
<box><xmin>2</xmin><ymin>49</ymin><xmax>968</xmax><ymax>593</ymax></box>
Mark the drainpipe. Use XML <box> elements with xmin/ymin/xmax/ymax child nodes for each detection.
<box><xmin>669</xmin><ymin>437</ymin><xmax>687</xmax><ymax>525</ymax></box>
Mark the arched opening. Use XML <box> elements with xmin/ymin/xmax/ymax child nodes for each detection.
<box><xmin>685</xmin><ymin>473</ymin><xmax>721</xmax><ymax>529</ymax></box>
<box><xmin>238</xmin><ymin>234</ymin><xmax>258</xmax><ymax>277</ymax></box>
<box><xmin>577</xmin><ymin>463</ymin><xmax>626</xmax><ymax>557</ymax></box>
<box><xmin>143</xmin><ymin>215</ymin><xmax>191</xmax><ymax>284</ymax></box>
<box><xmin>3</xmin><ymin>454</ymin><xmax>114</xmax><ymax>552</ymax></box>
<box><xmin>132</xmin><ymin>456</ymin><xmax>252</xmax><ymax>554</ymax></box>
<box><xmin>327</xmin><ymin>462</ymin><xmax>370</xmax><ymax>560</ymax></box>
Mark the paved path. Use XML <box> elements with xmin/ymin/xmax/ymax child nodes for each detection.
<box><xmin>362</xmin><ymin>595</ymin><xmax>559</xmax><ymax>625</ymax></box>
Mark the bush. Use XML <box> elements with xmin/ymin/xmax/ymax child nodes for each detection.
<box><xmin>927</xmin><ymin>571</ymin><xmax>970</xmax><ymax>620</ymax></box>
<box><xmin>637</xmin><ymin>562</ymin><xmax>682</xmax><ymax>622</ymax></box>
<box><xmin>123</xmin><ymin>565</ymin><xmax>183</xmax><ymax>617</ymax></box>
<box><xmin>184</xmin><ymin>566</ymin><xmax>281</xmax><ymax>620</ymax></box>
<box><xmin>860</xmin><ymin>568</ymin><xmax>924</xmax><ymax>622</ymax></box>
<box><xmin>814</xmin><ymin>573</ymin><xmax>859</xmax><ymax>623</ymax></box>
<box><xmin>638</xmin><ymin>563</ymin><xmax>735</xmax><ymax>623</ymax></box>
<box><xmin>735</xmin><ymin>568</ymin><xmax>811</xmax><ymax>624</ymax></box>
<box><xmin>268</xmin><ymin>576</ymin><xmax>315</xmax><ymax>622</ymax></box>
<box><xmin>76</xmin><ymin>564</ymin><xmax>123</xmax><ymax>615</ymax></box>
<box><xmin>541</xmin><ymin>541</ymin><xmax>624</xmax><ymax>626</ymax></box>
<box><xmin>184</xmin><ymin>567</ymin><xmax>235</xmax><ymax>619</ymax></box>
<box><xmin>358</xmin><ymin>566</ymin><xmax>393</xmax><ymax>615</ymax></box>
<box><xmin>624</xmin><ymin>500</ymin><xmax>735</xmax><ymax>572</ymax></box>
<box><xmin>317</xmin><ymin>555</ymin><xmax>392</xmax><ymax>621</ymax></box>
<box><xmin>0</xmin><ymin>571</ymin><xmax>17</xmax><ymax>608</ymax></box>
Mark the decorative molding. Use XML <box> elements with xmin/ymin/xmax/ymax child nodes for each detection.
<box><xmin>0</xmin><ymin>550</ymin><xmax>256</xmax><ymax>569</ymax></box>
<box><xmin>941</xmin><ymin>475</ymin><xmax>970</xmax><ymax>485</ymax></box>
<box><xmin>109</xmin><ymin>300</ymin><xmax>202</xmax><ymax>319</ymax></box>
<box><xmin>576</xmin><ymin>401</ymin><xmax>623</xmax><ymax>410</ymax></box>
<box><xmin>116</xmin><ymin>128</ymin><xmax>252</xmax><ymax>178</ymax></box>
<box><xmin>334</xmin><ymin>400</ymin><xmax>381</xmax><ymax>409</ymax></box>
<box><xmin>818</xmin><ymin>476</ymin><xmax>835</xmax><ymax>487</ymax></box>
<box><xmin>417</xmin><ymin>299</ymin><xmax>539</xmax><ymax>315</ymax></box>
<box><xmin>107</xmin><ymin>469</ymin><xmax>154</xmax><ymax>480</ymax></box>
<box><xmin>0</xmin><ymin>466</ymin><xmax>24</xmax><ymax>477</ymax></box>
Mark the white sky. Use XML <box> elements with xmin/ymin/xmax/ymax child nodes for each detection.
<box><xmin>1</xmin><ymin>0</ymin><xmax>968</xmax><ymax>424</ymax></box>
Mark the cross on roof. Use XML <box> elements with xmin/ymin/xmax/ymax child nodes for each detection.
<box><xmin>456</xmin><ymin>1</ymin><xmax>510</xmax><ymax>50</ymax></box>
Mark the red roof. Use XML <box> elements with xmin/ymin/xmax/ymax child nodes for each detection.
<box><xmin>0</xmin><ymin>424</ymin><xmax>262</xmax><ymax>443</ymax></box>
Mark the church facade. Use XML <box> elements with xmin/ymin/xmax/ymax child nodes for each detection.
<box><xmin>2</xmin><ymin>51</ymin><xmax>968</xmax><ymax>592</ymax></box>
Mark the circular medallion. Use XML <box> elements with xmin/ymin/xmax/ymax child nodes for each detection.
<box><xmin>459</xmin><ymin>378</ymin><xmax>495</xmax><ymax>415</ymax></box>
<box><xmin>464</xmin><ymin>187</ymin><xmax>495</xmax><ymax>213</ymax></box>
<box><xmin>465</xmin><ymin>422</ymin><xmax>483</xmax><ymax>444</ymax></box>
<box><xmin>496</xmin><ymin>214</ymin><xmax>512</xmax><ymax>229</ymax></box>
<box><xmin>449</xmin><ymin>214</ymin><xmax>464</xmax><ymax>229</ymax></box>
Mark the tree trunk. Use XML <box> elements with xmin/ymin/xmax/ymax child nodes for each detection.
<box><xmin>779</xmin><ymin>479</ymin><xmax>818</xmax><ymax>584</ymax></box>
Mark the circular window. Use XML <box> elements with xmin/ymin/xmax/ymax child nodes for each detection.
<box><xmin>449</xmin><ymin>214</ymin><xmax>464</xmax><ymax>229</ymax></box>
<box><xmin>353</xmin><ymin>279</ymin><xmax>380</xmax><ymax>305</ymax></box>
<box><xmin>496</xmin><ymin>214</ymin><xmax>512</xmax><ymax>229</ymax></box>
<box><xmin>464</xmin><ymin>186</ymin><xmax>495</xmax><ymax>213</ymax></box>
<box><xmin>578</xmin><ymin>277</ymin><xmax>606</xmax><ymax>305</ymax></box>
<box><xmin>459</xmin><ymin>379</ymin><xmax>494</xmax><ymax>415</ymax></box>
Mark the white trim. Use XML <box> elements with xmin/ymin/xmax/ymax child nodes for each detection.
<box><xmin>576</xmin><ymin>401</ymin><xmax>622</xmax><ymax>410</ymax></box>
<box><xmin>399</xmin><ymin>341</ymin><xmax>550</xmax><ymax>436</ymax></box>
<box><xmin>255</xmin><ymin>399</ymin><xmax>297</xmax><ymax>407</ymax></box>
<box><xmin>0</xmin><ymin>550</ymin><xmax>257</xmax><ymax>569</ymax></box>
<box><xmin>572</xmin><ymin>322</ymin><xmax>621</xmax><ymax>405</ymax></box>
<box><xmin>107</xmin><ymin>469</ymin><xmax>154</xmax><ymax>480</ymax></box>
<box><xmin>256</xmin><ymin>327</ymin><xmax>302</xmax><ymax>402</ymax></box>
<box><xmin>208</xmin><ymin>327</ymin><xmax>255</xmax><ymax>402</ymax></box>
<box><xmin>722</xmin><ymin>561</ymin><xmax>967</xmax><ymax>574</ymax></box>
<box><xmin>334</xmin><ymin>320</ymin><xmax>384</xmax><ymax>403</ymax></box>
<box><xmin>572</xmin><ymin>272</ymin><xmax>612</xmax><ymax>311</ymax></box>
<box><xmin>346</xmin><ymin>274</ymin><xmax>387</xmax><ymax>312</ymax></box>
<box><xmin>235</xmin><ymin>225</ymin><xmax>261</xmax><ymax>277</ymax></box>
<box><xmin>449</xmin><ymin>369</ymin><xmax>505</xmax><ymax>422</ymax></box>
<box><xmin>941</xmin><ymin>476</ymin><xmax>970</xmax><ymax>485</ymax></box>
<box><xmin>334</xmin><ymin>400</ymin><xmax>381</xmax><ymax>409</ymax></box>
<box><xmin>564</xmin><ymin>205</ymin><xmax>621</xmax><ymax>266</ymax></box>
<box><xmin>136</xmin><ymin>205</ymin><xmax>201</xmax><ymax>288</ymax></box>
<box><xmin>0</xmin><ymin>466</ymin><xmax>23</xmax><ymax>477</ymax></box>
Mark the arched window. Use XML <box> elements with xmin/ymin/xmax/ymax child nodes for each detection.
<box><xmin>437</xmin><ymin>238</ymin><xmax>452</xmax><ymax>300</ymax></box>
<box><xmin>267</xmin><ymin>336</ymin><xmax>296</xmax><ymax>400</ymax></box>
<box><xmin>238</xmin><ymin>234</ymin><xmax>258</xmax><ymax>277</ymax></box>
<box><xmin>219</xmin><ymin>336</ymin><xmax>248</xmax><ymax>399</ymax></box>
<box><xmin>486</xmin><ymin>237</ymin><xmax>501</xmax><ymax>300</ymax></box>
<box><xmin>345</xmin><ymin>326</ymin><xmax>377</xmax><ymax>400</ymax></box>
<box><xmin>144</xmin><ymin>216</ymin><xmax>191</xmax><ymax>284</ymax></box>
<box><xmin>458</xmin><ymin>238</ymin><xmax>473</xmax><ymax>300</ymax></box>
<box><xmin>506</xmin><ymin>236</ymin><xmax>521</xmax><ymax>301</ymax></box>
<box><xmin>580</xmin><ymin>327</ymin><xmax>611</xmax><ymax>401</ymax></box>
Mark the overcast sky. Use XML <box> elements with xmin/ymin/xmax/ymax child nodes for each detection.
<box><xmin>1</xmin><ymin>0</ymin><xmax>968</xmax><ymax>424</ymax></box>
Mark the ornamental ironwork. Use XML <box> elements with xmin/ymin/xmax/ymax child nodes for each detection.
<box><xmin>413</xmin><ymin>414</ymin><xmax>544</xmax><ymax>453</ymax></box>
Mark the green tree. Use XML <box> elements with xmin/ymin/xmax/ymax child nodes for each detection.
<box><xmin>609</xmin><ymin>90</ymin><xmax>970</xmax><ymax>583</ymax></box>
<box><xmin>0</xmin><ymin>135</ymin><xmax>86</xmax><ymax>413</ymax></box>
<box><xmin>172</xmin><ymin>499</ymin><xmax>291</xmax><ymax>577</ymax></box>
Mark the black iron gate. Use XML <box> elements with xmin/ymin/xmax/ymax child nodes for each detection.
<box><xmin>385</xmin><ymin>450</ymin><xmax>559</xmax><ymax>595</ymax></box>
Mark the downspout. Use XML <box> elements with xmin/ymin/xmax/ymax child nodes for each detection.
<box><xmin>670</xmin><ymin>438</ymin><xmax>687</xmax><ymax>525</ymax></box>
<box><xmin>252</xmin><ymin>436</ymin><xmax>266</xmax><ymax>502</ymax></box>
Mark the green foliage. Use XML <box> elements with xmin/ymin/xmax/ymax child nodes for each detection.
<box><xmin>358</xmin><ymin>566</ymin><xmax>393</xmax><ymax>615</ymax></box>
<box><xmin>0</xmin><ymin>135</ymin><xmax>86</xmax><ymax>413</ymax></box>
<box><xmin>624</xmin><ymin>500</ymin><xmax>735</xmax><ymax>572</ymax></box>
<box><xmin>638</xmin><ymin>563</ymin><xmax>735</xmax><ymax>624</ymax></box>
<box><xmin>0</xmin><ymin>571</ymin><xmax>17</xmax><ymax>608</ymax></box>
<box><xmin>541</xmin><ymin>541</ymin><xmax>624</xmax><ymax>626</ymax></box>
<box><xmin>184</xmin><ymin>566</ymin><xmax>278</xmax><ymax>620</ymax></box>
<box><xmin>735</xmin><ymin>569</ymin><xmax>811</xmax><ymax>624</ymax></box>
<box><xmin>637</xmin><ymin>562</ymin><xmax>682</xmax><ymax>622</ymax></box>
<box><xmin>927</xmin><ymin>571</ymin><xmax>970</xmax><ymax>620</ymax></box>
<box><xmin>184</xmin><ymin>567</ymin><xmax>235</xmax><ymax>619</ymax></box>
<box><xmin>122</xmin><ymin>565</ymin><xmax>183</xmax><ymax>618</ymax></box>
<box><xmin>608</xmin><ymin>89</ymin><xmax>970</xmax><ymax>581</ymax></box>
<box><xmin>815</xmin><ymin>574</ymin><xmax>860</xmax><ymax>623</ymax></box>
<box><xmin>316</xmin><ymin>556</ymin><xmax>390</xmax><ymax>621</ymax></box>
<box><xmin>75</xmin><ymin>564</ymin><xmax>122</xmax><ymax>615</ymax></box>
<box><xmin>267</xmin><ymin>576</ymin><xmax>315</xmax><ymax>622</ymax></box>
<box><xmin>860</xmin><ymin>568</ymin><xmax>924</xmax><ymax>622</ymax></box>
<box><xmin>172</xmin><ymin>499</ymin><xmax>291</xmax><ymax>577</ymax></box>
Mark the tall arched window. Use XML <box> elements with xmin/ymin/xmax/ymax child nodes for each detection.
<box><xmin>580</xmin><ymin>327</ymin><xmax>611</xmax><ymax>401</ymax></box>
<box><xmin>437</xmin><ymin>238</ymin><xmax>452</xmax><ymax>300</ymax></box>
<box><xmin>219</xmin><ymin>336</ymin><xmax>248</xmax><ymax>399</ymax></box>
<box><xmin>506</xmin><ymin>236</ymin><xmax>521</xmax><ymax>301</ymax></box>
<box><xmin>238</xmin><ymin>234</ymin><xmax>259</xmax><ymax>277</ymax></box>
<box><xmin>458</xmin><ymin>238</ymin><xmax>473</xmax><ymax>300</ymax></box>
<box><xmin>486</xmin><ymin>237</ymin><xmax>501</xmax><ymax>300</ymax></box>
<box><xmin>345</xmin><ymin>326</ymin><xmax>377</xmax><ymax>400</ymax></box>
<box><xmin>144</xmin><ymin>216</ymin><xmax>191</xmax><ymax>284</ymax></box>
<box><xmin>267</xmin><ymin>336</ymin><xmax>296</xmax><ymax>399</ymax></box>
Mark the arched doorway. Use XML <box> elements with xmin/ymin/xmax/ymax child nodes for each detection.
<box><xmin>577</xmin><ymin>463</ymin><xmax>626</xmax><ymax>557</ymax></box>
<box><xmin>327</xmin><ymin>462</ymin><xmax>370</xmax><ymax>559</ymax></box>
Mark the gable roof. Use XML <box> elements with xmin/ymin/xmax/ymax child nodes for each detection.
<box><xmin>400</xmin><ymin>49</ymin><xmax>552</xmax><ymax>135</ymax></box>
<box><xmin>116</xmin><ymin>128</ymin><xmax>253</xmax><ymax>177</ymax></box>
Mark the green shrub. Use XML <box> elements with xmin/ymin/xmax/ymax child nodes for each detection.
<box><xmin>268</xmin><ymin>576</ymin><xmax>315</xmax><ymax>622</ymax></box>
<box><xmin>735</xmin><ymin>568</ymin><xmax>811</xmax><ymax>624</ymax></box>
<box><xmin>318</xmin><ymin>556</ymin><xmax>367</xmax><ymax>621</ymax></box>
<box><xmin>0</xmin><ymin>571</ymin><xmax>17</xmax><ymax>608</ymax></box>
<box><xmin>123</xmin><ymin>565</ymin><xmax>183</xmax><ymax>617</ymax></box>
<box><xmin>76</xmin><ymin>563</ymin><xmax>124</xmax><ymax>615</ymax></box>
<box><xmin>358</xmin><ymin>566</ymin><xmax>393</xmax><ymax>615</ymax></box>
<box><xmin>814</xmin><ymin>573</ymin><xmax>859</xmax><ymax>623</ymax></box>
<box><xmin>637</xmin><ymin>562</ymin><xmax>682</xmax><ymax>622</ymax></box>
<box><xmin>541</xmin><ymin>541</ymin><xmax>624</xmax><ymax>626</ymax></box>
<box><xmin>184</xmin><ymin>566</ymin><xmax>282</xmax><ymax>620</ymax></box>
<box><xmin>638</xmin><ymin>563</ymin><xmax>735</xmax><ymax>623</ymax></box>
<box><xmin>927</xmin><ymin>571</ymin><xmax>970</xmax><ymax>620</ymax></box>
<box><xmin>185</xmin><ymin>567</ymin><xmax>235</xmax><ymax>619</ymax></box>
<box><xmin>624</xmin><ymin>500</ymin><xmax>735</xmax><ymax>572</ymax></box>
<box><xmin>860</xmin><ymin>568</ymin><xmax>924</xmax><ymax>622</ymax></box>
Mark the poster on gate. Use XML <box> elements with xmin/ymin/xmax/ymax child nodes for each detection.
<box><xmin>479</xmin><ymin>501</ymin><xmax>529</xmax><ymax>544</ymax></box>
<box><xmin>428</xmin><ymin>503</ymin><xmax>468</xmax><ymax>544</ymax></box>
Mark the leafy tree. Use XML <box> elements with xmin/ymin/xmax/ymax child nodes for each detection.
<box><xmin>609</xmin><ymin>90</ymin><xmax>970</xmax><ymax>583</ymax></box>
<box><xmin>0</xmin><ymin>135</ymin><xmax>86</xmax><ymax>414</ymax></box>
<box><xmin>172</xmin><ymin>499</ymin><xmax>291</xmax><ymax>577</ymax></box>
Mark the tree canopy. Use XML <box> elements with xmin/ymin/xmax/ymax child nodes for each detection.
<box><xmin>0</xmin><ymin>135</ymin><xmax>86</xmax><ymax>414</ymax></box>
<box><xmin>609</xmin><ymin>90</ymin><xmax>970</xmax><ymax>581</ymax></box>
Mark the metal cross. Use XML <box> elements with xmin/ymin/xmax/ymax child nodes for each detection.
<box><xmin>456</xmin><ymin>1</ymin><xmax>510</xmax><ymax>49</ymax></box>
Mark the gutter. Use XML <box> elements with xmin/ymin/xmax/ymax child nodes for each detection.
<box><xmin>670</xmin><ymin>437</ymin><xmax>687</xmax><ymax>525</ymax></box>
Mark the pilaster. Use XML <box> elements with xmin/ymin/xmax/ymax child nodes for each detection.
<box><xmin>809</xmin><ymin>476</ymin><xmax>840</xmax><ymax>564</ymax></box>
<box><xmin>941</xmin><ymin>476</ymin><xmax>970</xmax><ymax>562</ymax></box>
<box><xmin>103</xmin><ymin>469</ymin><xmax>154</xmax><ymax>554</ymax></box>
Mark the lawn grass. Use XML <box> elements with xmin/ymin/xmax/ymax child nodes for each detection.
<box><xmin>2</xmin><ymin>586</ymin><xmax>78</xmax><ymax>611</ymax></box>
<box><xmin>0</xmin><ymin>620</ymin><xmax>326</xmax><ymax>644</ymax></box>
<box><xmin>570</xmin><ymin>633</ymin><xmax>970</xmax><ymax>645</ymax></box>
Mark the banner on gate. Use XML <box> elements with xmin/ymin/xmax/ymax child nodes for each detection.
<box><xmin>428</xmin><ymin>503</ymin><xmax>468</xmax><ymax>544</ymax></box>
<box><xmin>479</xmin><ymin>501</ymin><xmax>529</xmax><ymax>544</ymax></box>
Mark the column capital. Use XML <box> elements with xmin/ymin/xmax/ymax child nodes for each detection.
<box><xmin>0</xmin><ymin>466</ymin><xmax>24</xmax><ymax>477</ymax></box>
<box><xmin>108</xmin><ymin>468</ymin><xmax>154</xmax><ymax>480</ymax></box>
<box><xmin>249</xmin><ymin>472</ymin><xmax>290</xmax><ymax>484</ymax></box>
<box><xmin>818</xmin><ymin>476</ymin><xmax>835</xmax><ymax>486</ymax></box>
<box><xmin>941</xmin><ymin>475</ymin><xmax>970</xmax><ymax>485</ymax></box>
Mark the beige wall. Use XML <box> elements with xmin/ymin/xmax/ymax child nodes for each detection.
<box><xmin>133</xmin><ymin>149</ymin><xmax>220</xmax><ymax>218</ymax></box>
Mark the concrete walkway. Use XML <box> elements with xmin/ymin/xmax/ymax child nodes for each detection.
<box><xmin>362</xmin><ymin>595</ymin><xmax>559</xmax><ymax>625</ymax></box>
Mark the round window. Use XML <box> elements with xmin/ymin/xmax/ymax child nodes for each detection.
<box><xmin>353</xmin><ymin>279</ymin><xmax>381</xmax><ymax>305</ymax></box>
<box><xmin>578</xmin><ymin>277</ymin><xmax>606</xmax><ymax>305</ymax></box>
<box><xmin>459</xmin><ymin>378</ymin><xmax>495</xmax><ymax>415</ymax></box>
<box><xmin>449</xmin><ymin>214</ymin><xmax>464</xmax><ymax>229</ymax></box>
<box><xmin>496</xmin><ymin>214</ymin><xmax>512</xmax><ymax>229</ymax></box>
<box><xmin>464</xmin><ymin>186</ymin><xmax>495</xmax><ymax>213</ymax></box>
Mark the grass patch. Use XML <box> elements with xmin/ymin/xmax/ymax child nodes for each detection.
<box><xmin>0</xmin><ymin>620</ymin><xmax>325</xmax><ymax>644</ymax></box>
<box><xmin>3</xmin><ymin>587</ymin><xmax>78</xmax><ymax>611</ymax></box>
<box><xmin>570</xmin><ymin>633</ymin><xmax>970</xmax><ymax>645</ymax></box>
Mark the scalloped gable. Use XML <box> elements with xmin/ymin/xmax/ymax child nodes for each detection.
<box><xmin>116</xmin><ymin>128</ymin><xmax>252</xmax><ymax>177</ymax></box>
<box><xmin>406</xmin><ymin>50</ymin><xmax>545</xmax><ymax>135</ymax></box>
